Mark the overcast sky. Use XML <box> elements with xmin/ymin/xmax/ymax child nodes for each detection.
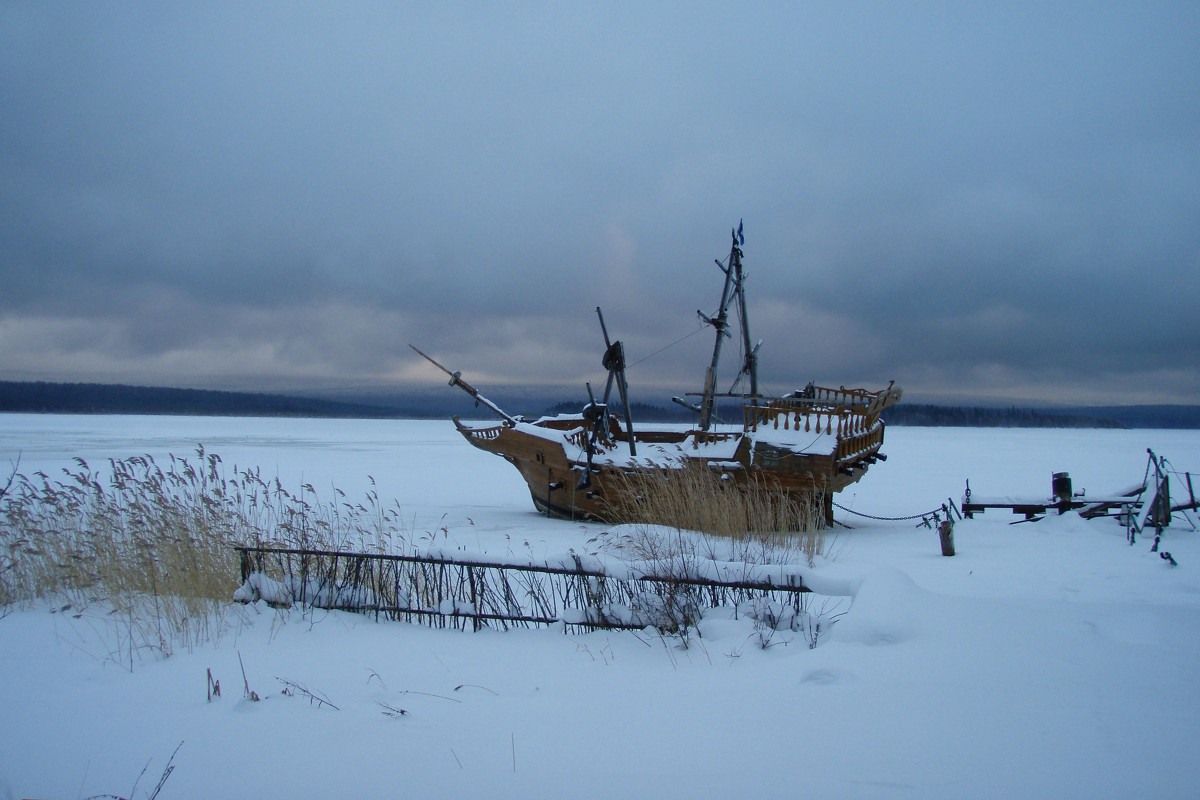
<box><xmin>2</xmin><ymin>2</ymin><xmax>1197</xmax><ymax>407</ymax></box>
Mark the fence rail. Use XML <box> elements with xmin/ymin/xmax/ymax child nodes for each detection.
<box><xmin>234</xmin><ymin>544</ymin><xmax>813</xmax><ymax>634</ymax></box>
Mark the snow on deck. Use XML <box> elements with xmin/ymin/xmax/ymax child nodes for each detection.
<box><xmin>503</xmin><ymin>420</ymin><xmax>743</xmax><ymax>467</ymax></box>
<box><xmin>748</xmin><ymin>424</ymin><xmax>838</xmax><ymax>455</ymax></box>
<box><xmin>479</xmin><ymin>417</ymin><xmax>848</xmax><ymax>469</ymax></box>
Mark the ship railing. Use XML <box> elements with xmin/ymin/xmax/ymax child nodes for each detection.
<box><xmin>780</xmin><ymin>384</ymin><xmax>881</xmax><ymax>408</ymax></box>
<box><xmin>834</xmin><ymin>424</ymin><xmax>885</xmax><ymax>464</ymax></box>
<box><xmin>461</xmin><ymin>424</ymin><xmax>505</xmax><ymax>441</ymax></box>
<box><xmin>747</xmin><ymin>382</ymin><xmax>899</xmax><ymax>438</ymax></box>
<box><xmin>744</xmin><ymin>402</ymin><xmax>876</xmax><ymax>440</ymax></box>
<box><xmin>777</xmin><ymin>382</ymin><xmax>900</xmax><ymax>423</ymax></box>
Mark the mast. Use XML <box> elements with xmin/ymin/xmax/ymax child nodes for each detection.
<box><xmin>595</xmin><ymin>307</ymin><xmax>636</xmax><ymax>456</ymax></box>
<box><xmin>696</xmin><ymin>221</ymin><xmax>758</xmax><ymax>431</ymax></box>
<box><xmin>734</xmin><ymin>231</ymin><xmax>759</xmax><ymax>405</ymax></box>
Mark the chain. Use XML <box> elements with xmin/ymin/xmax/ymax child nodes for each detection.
<box><xmin>833</xmin><ymin>499</ymin><xmax>960</xmax><ymax>528</ymax></box>
<box><xmin>832</xmin><ymin>502</ymin><xmax>937</xmax><ymax>521</ymax></box>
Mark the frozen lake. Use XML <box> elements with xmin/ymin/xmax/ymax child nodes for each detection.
<box><xmin>3</xmin><ymin>411</ymin><xmax>1196</xmax><ymax>529</ymax></box>
<box><xmin>3</xmin><ymin>412</ymin><xmax>1200</xmax><ymax>798</ymax></box>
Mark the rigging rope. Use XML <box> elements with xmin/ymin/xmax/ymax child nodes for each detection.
<box><xmin>627</xmin><ymin>322</ymin><xmax>706</xmax><ymax>370</ymax></box>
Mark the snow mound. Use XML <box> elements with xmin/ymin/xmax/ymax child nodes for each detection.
<box><xmin>829</xmin><ymin>567</ymin><xmax>925</xmax><ymax>647</ymax></box>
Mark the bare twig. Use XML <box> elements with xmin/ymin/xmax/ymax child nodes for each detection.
<box><xmin>276</xmin><ymin>677</ymin><xmax>340</xmax><ymax>710</ymax></box>
<box><xmin>148</xmin><ymin>741</ymin><xmax>184</xmax><ymax>800</ymax></box>
<box><xmin>453</xmin><ymin>683</ymin><xmax>498</xmax><ymax>695</ymax></box>
<box><xmin>376</xmin><ymin>700</ymin><xmax>408</xmax><ymax>718</ymax></box>
<box><xmin>81</xmin><ymin>741</ymin><xmax>182</xmax><ymax>800</ymax></box>
<box><xmin>401</xmin><ymin>689</ymin><xmax>461</xmax><ymax>703</ymax></box>
<box><xmin>207</xmin><ymin>668</ymin><xmax>221</xmax><ymax>702</ymax></box>
<box><xmin>127</xmin><ymin>757</ymin><xmax>151</xmax><ymax>800</ymax></box>
<box><xmin>0</xmin><ymin>452</ymin><xmax>19</xmax><ymax>500</ymax></box>
<box><xmin>238</xmin><ymin>650</ymin><xmax>259</xmax><ymax>701</ymax></box>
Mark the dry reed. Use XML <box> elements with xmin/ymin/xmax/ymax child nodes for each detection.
<box><xmin>0</xmin><ymin>447</ymin><xmax>407</xmax><ymax>657</ymax></box>
<box><xmin>595</xmin><ymin>464</ymin><xmax>838</xmax><ymax>644</ymax></box>
<box><xmin>601</xmin><ymin>460</ymin><xmax>827</xmax><ymax>565</ymax></box>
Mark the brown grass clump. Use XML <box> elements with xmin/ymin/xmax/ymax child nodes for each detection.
<box><xmin>601</xmin><ymin>460</ymin><xmax>827</xmax><ymax>565</ymax></box>
<box><xmin>0</xmin><ymin>447</ymin><xmax>406</xmax><ymax>658</ymax></box>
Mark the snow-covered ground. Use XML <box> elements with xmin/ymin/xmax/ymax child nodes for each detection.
<box><xmin>2</xmin><ymin>414</ymin><xmax>1199</xmax><ymax>799</ymax></box>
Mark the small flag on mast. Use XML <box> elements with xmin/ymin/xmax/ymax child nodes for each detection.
<box><xmin>736</xmin><ymin>219</ymin><xmax>744</xmax><ymax>246</ymax></box>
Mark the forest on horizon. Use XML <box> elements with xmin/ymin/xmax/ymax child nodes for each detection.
<box><xmin>2</xmin><ymin>381</ymin><xmax>1198</xmax><ymax>429</ymax></box>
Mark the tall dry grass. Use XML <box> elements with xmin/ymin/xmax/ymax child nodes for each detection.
<box><xmin>593</xmin><ymin>463</ymin><xmax>836</xmax><ymax>645</ymax></box>
<box><xmin>601</xmin><ymin>460</ymin><xmax>827</xmax><ymax>565</ymax></box>
<box><xmin>0</xmin><ymin>447</ymin><xmax>406</xmax><ymax>659</ymax></box>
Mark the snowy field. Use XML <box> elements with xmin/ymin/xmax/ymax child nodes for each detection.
<box><xmin>2</xmin><ymin>413</ymin><xmax>1199</xmax><ymax>799</ymax></box>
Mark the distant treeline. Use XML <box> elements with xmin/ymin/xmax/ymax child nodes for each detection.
<box><xmin>1064</xmin><ymin>404</ymin><xmax>1200</xmax><ymax>429</ymax></box>
<box><xmin>0</xmin><ymin>381</ymin><xmax>406</xmax><ymax>418</ymax></box>
<box><xmin>881</xmin><ymin>404</ymin><xmax>1124</xmax><ymax>429</ymax></box>
<box><xmin>1</xmin><ymin>381</ymin><xmax>1197</xmax><ymax>429</ymax></box>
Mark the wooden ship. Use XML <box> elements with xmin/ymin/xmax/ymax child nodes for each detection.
<box><xmin>413</xmin><ymin>223</ymin><xmax>902</xmax><ymax>526</ymax></box>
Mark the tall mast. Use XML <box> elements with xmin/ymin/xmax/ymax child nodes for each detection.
<box><xmin>595</xmin><ymin>307</ymin><xmax>636</xmax><ymax>456</ymax></box>
<box><xmin>697</xmin><ymin>221</ymin><xmax>757</xmax><ymax>431</ymax></box>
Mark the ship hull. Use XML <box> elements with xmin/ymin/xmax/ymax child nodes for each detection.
<box><xmin>454</xmin><ymin>385</ymin><xmax>899</xmax><ymax>526</ymax></box>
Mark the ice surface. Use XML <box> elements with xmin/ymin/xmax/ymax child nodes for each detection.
<box><xmin>2</xmin><ymin>414</ymin><xmax>1199</xmax><ymax>798</ymax></box>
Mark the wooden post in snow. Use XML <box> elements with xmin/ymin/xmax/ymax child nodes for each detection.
<box><xmin>938</xmin><ymin>518</ymin><xmax>956</xmax><ymax>556</ymax></box>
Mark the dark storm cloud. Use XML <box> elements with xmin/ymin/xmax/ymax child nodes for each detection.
<box><xmin>1</xmin><ymin>2</ymin><xmax>1197</xmax><ymax>404</ymax></box>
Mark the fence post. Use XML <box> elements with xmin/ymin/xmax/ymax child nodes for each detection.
<box><xmin>938</xmin><ymin>518</ymin><xmax>956</xmax><ymax>556</ymax></box>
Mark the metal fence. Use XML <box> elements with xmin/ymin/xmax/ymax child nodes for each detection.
<box><xmin>234</xmin><ymin>545</ymin><xmax>815</xmax><ymax>634</ymax></box>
